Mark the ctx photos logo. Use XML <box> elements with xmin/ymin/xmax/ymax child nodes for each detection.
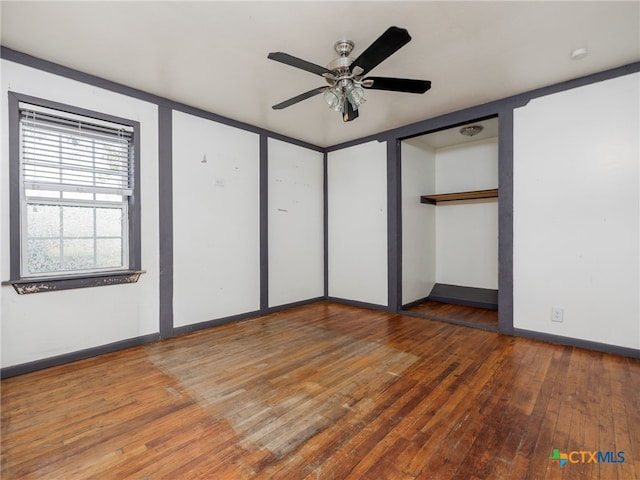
<box><xmin>549</xmin><ymin>449</ymin><xmax>625</xmax><ymax>468</ymax></box>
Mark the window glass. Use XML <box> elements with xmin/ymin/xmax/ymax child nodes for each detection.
<box><xmin>18</xmin><ymin>101</ymin><xmax>135</xmax><ymax>277</ymax></box>
<box><xmin>62</xmin><ymin>206</ymin><xmax>94</xmax><ymax>237</ymax></box>
<box><xmin>96</xmin><ymin>208</ymin><xmax>123</xmax><ymax>237</ymax></box>
<box><xmin>27</xmin><ymin>204</ymin><xmax>60</xmax><ymax>237</ymax></box>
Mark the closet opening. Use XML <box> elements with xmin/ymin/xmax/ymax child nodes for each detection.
<box><xmin>399</xmin><ymin>116</ymin><xmax>499</xmax><ymax>331</ymax></box>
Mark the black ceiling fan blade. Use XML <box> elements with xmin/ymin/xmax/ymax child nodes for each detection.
<box><xmin>272</xmin><ymin>86</ymin><xmax>328</xmax><ymax>110</ymax></box>
<box><xmin>350</xmin><ymin>26</ymin><xmax>412</xmax><ymax>76</ymax></box>
<box><xmin>268</xmin><ymin>52</ymin><xmax>333</xmax><ymax>77</ymax></box>
<box><xmin>343</xmin><ymin>102</ymin><xmax>359</xmax><ymax>122</ymax></box>
<box><xmin>362</xmin><ymin>77</ymin><xmax>431</xmax><ymax>94</ymax></box>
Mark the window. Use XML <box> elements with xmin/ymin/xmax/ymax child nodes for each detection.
<box><xmin>7</xmin><ymin>93</ymin><xmax>142</xmax><ymax>292</ymax></box>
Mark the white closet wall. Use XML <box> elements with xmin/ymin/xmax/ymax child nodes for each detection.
<box><xmin>400</xmin><ymin>134</ymin><xmax>499</xmax><ymax>305</ymax></box>
<box><xmin>435</xmin><ymin>138</ymin><xmax>499</xmax><ymax>289</ymax></box>
<box><xmin>402</xmin><ymin>139</ymin><xmax>436</xmax><ymax>305</ymax></box>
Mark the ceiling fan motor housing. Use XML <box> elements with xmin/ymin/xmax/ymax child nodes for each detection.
<box><xmin>324</xmin><ymin>40</ymin><xmax>356</xmax><ymax>84</ymax></box>
<box><xmin>325</xmin><ymin>57</ymin><xmax>354</xmax><ymax>83</ymax></box>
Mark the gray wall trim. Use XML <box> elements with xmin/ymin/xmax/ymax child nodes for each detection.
<box><xmin>0</xmin><ymin>47</ymin><xmax>323</xmax><ymax>153</ymax></box>
<box><xmin>2</xmin><ymin>46</ymin><xmax>170</xmax><ymax>109</ymax></box>
<box><xmin>260</xmin><ymin>135</ymin><xmax>269</xmax><ymax>313</ymax></box>
<box><xmin>402</xmin><ymin>310</ymin><xmax>499</xmax><ymax>333</ymax></box>
<box><xmin>3</xmin><ymin>47</ymin><xmax>635</xmax><ymax>155</ymax></box>
<box><xmin>401</xmin><ymin>296</ymin><xmax>430</xmax><ymax>310</ymax></box>
<box><xmin>0</xmin><ymin>333</ymin><xmax>161</xmax><ymax>379</ymax></box>
<box><xmin>172</xmin><ymin>105</ymin><xmax>323</xmax><ymax>152</ymax></box>
<box><xmin>4</xmin><ymin>47</ymin><xmax>638</xmax><ymax>375</ymax></box>
<box><xmin>7</xmin><ymin>92</ymin><xmax>21</xmax><ymax>279</ymax></box>
<box><xmin>501</xmin><ymin>61</ymin><xmax>640</xmax><ymax>107</ymax></box>
<box><xmin>513</xmin><ymin>328</ymin><xmax>640</xmax><ymax>359</ymax></box>
<box><xmin>7</xmin><ymin>91</ymin><xmax>142</xmax><ymax>130</ymax></box>
<box><xmin>386</xmin><ymin>139</ymin><xmax>401</xmax><ymax>312</ymax></box>
<box><xmin>172</xmin><ymin>310</ymin><xmax>262</xmax><ymax>336</ymax></box>
<box><xmin>325</xmin><ymin>134</ymin><xmax>386</xmax><ymax>153</ymax></box>
<box><xmin>158</xmin><ymin>106</ymin><xmax>174</xmax><ymax>339</ymax></box>
<box><xmin>130</xmin><ymin>114</ymin><xmax>142</xmax><ymax>270</ymax></box>
<box><xmin>266</xmin><ymin>297</ymin><xmax>325</xmax><ymax>314</ymax></box>
<box><xmin>392</xmin><ymin>111</ymin><xmax>502</xmax><ymax>146</ymax></box>
<box><xmin>428</xmin><ymin>283</ymin><xmax>499</xmax><ymax>310</ymax></box>
<box><xmin>325</xmin><ymin>296</ymin><xmax>389</xmax><ymax>312</ymax></box>
<box><xmin>323</xmin><ymin>151</ymin><xmax>329</xmax><ymax>298</ymax></box>
<box><xmin>327</xmin><ymin>61</ymin><xmax>640</xmax><ymax>151</ymax></box>
<box><xmin>497</xmin><ymin>107</ymin><xmax>514</xmax><ymax>334</ymax></box>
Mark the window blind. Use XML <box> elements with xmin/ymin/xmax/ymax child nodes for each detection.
<box><xmin>20</xmin><ymin>108</ymin><xmax>135</xmax><ymax>196</ymax></box>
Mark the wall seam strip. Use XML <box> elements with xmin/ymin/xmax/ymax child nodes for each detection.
<box><xmin>323</xmin><ymin>151</ymin><xmax>329</xmax><ymax>298</ymax></box>
<box><xmin>158</xmin><ymin>106</ymin><xmax>174</xmax><ymax>339</ymax></box>
<box><xmin>387</xmin><ymin>139</ymin><xmax>401</xmax><ymax>312</ymax></box>
<box><xmin>260</xmin><ymin>135</ymin><xmax>269</xmax><ymax>313</ymax></box>
<box><xmin>498</xmin><ymin>107</ymin><xmax>514</xmax><ymax>334</ymax></box>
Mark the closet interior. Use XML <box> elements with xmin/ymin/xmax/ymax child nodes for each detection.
<box><xmin>401</xmin><ymin>117</ymin><xmax>499</xmax><ymax>330</ymax></box>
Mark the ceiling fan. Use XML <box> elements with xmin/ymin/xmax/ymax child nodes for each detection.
<box><xmin>268</xmin><ymin>26</ymin><xmax>432</xmax><ymax>122</ymax></box>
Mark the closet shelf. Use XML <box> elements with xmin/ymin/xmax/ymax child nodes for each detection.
<box><xmin>420</xmin><ymin>188</ymin><xmax>498</xmax><ymax>205</ymax></box>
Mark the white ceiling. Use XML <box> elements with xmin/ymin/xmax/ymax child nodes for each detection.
<box><xmin>1</xmin><ymin>1</ymin><xmax>638</xmax><ymax>147</ymax></box>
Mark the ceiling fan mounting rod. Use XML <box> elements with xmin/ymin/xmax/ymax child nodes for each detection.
<box><xmin>334</xmin><ymin>40</ymin><xmax>354</xmax><ymax>56</ymax></box>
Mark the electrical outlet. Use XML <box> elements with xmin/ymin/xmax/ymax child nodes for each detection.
<box><xmin>551</xmin><ymin>308</ymin><xmax>564</xmax><ymax>323</ymax></box>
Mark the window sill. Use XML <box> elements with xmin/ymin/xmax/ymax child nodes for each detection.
<box><xmin>2</xmin><ymin>270</ymin><xmax>146</xmax><ymax>294</ymax></box>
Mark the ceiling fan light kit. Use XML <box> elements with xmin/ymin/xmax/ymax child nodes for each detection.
<box><xmin>268</xmin><ymin>26</ymin><xmax>431</xmax><ymax>122</ymax></box>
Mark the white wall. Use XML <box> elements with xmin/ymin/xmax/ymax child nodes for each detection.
<box><xmin>268</xmin><ymin>139</ymin><xmax>324</xmax><ymax>307</ymax></box>
<box><xmin>328</xmin><ymin>141</ymin><xmax>388</xmax><ymax>306</ymax></box>
<box><xmin>435</xmin><ymin>199</ymin><xmax>499</xmax><ymax>289</ymax></box>
<box><xmin>0</xmin><ymin>60</ymin><xmax>160</xmax><ymax>368</ymax></box>
<box><xmin>435</xmin><ymin>138</ymin><xmax>499</xmax><ymax>193</ymax></box>
<box><xmin>514</xmin><ymin>73</ymin><xmax>640</xmax><ymax>349</ymax></box>
<box><xmin>172</xmin><ymin>111</ymin><xmax>260</xmax><ymax>326</ymax></box>
<box><xmin>401</xmin><ymin>139</ymin><xmax>436</xmax><ymax>305</ymax></box>
<box><xmin>435</xmin><ymin>138</ymin><xmax>499</xmax><ymax>289</ymax></box>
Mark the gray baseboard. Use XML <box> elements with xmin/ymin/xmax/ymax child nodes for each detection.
<box><xmin>401</xmin><ymin>310</ymin><xmax>499</xmax><ymax>333</ymax></box>
<box><xmin>1</xmin><ymin>333</ymin><xmax>161</xmax><ymax>379</ymax></box>
<box><xmin>401</xmin><ymin>296</ymin><xmax>431</xmax><ymax>310</ymax></box>
<box><xmin>325</xmin><ymin>296</ymin><xmax>389</xmax><ymax>312</ymax></box>
<box><xmin>428</xmin><ymin>283</ymin><xmax>498</xmax><ymax>310</ymax></box>
<box><xmin>172</xmin><ymin>310</ymin><xmax>262</xmax><ymax>336</ymax></box>
<box><xmin>266</xmin><ymin>296</ymin><xmax>325</xmax><ymax>314</ymax></box>
<box><xmin>513</xmin><ymin>328</ymin><xmax>640</xmax><ymax>359</ymax></box>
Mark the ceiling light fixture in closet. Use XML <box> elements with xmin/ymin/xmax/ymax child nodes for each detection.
<box><xmin>459</xmin><ymin>125</ymin><xmax>483</xmax><ymax>137</ymax></box>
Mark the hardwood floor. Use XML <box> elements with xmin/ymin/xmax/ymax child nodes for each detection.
<box><xmin>405</xmin><ymin>300</ymin><xmax>499</xmax><ymax>330</ymax></box>
<box><xmin>2</xmin><ymin>302</ymin><xmax>639</xmax><ymax>479</ymax></box>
